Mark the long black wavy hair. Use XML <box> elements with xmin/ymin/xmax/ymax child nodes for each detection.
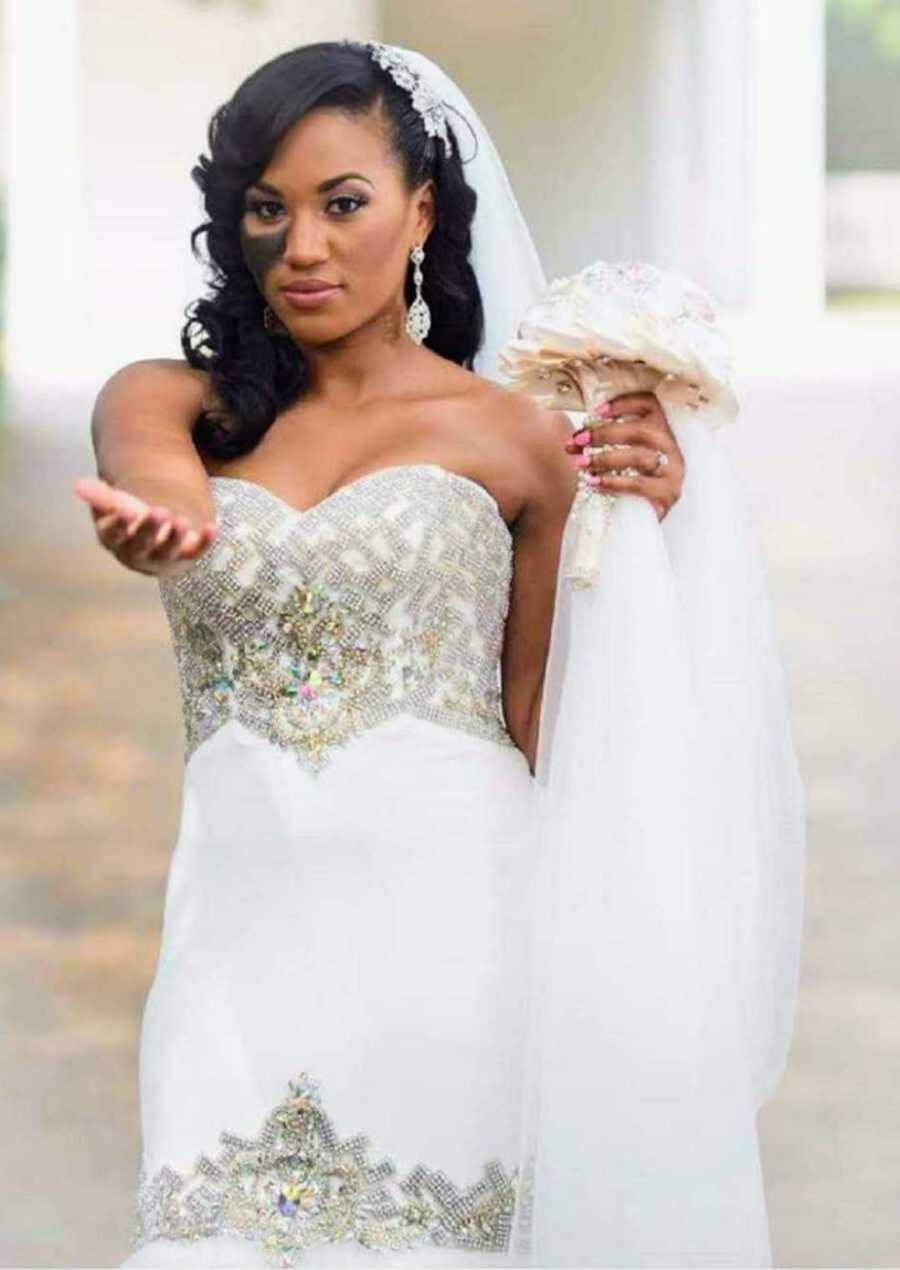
<box><xmin>181</xmin><ymin>40</ymin><xmax>483</xmax><ymax>460</ymax></box>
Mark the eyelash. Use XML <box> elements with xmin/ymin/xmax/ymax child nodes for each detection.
<box><xmin>246</xmin><ymin>195</ymin><xmax>367</xmax><ymax>221</ymax></box>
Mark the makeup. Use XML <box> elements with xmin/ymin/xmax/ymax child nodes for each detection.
<box><xmin>281</xmin><ymin>286</ymin><xmax>341</xmax><ymax>309</ymax></box>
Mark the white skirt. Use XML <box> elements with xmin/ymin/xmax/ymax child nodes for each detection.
<box><xmin>121</xmin><ymin>713</ymin><xmax>537</xmax><ymax>1268</ymax></box>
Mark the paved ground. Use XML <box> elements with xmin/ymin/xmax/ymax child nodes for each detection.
<box><xmin>732</xmin><ymin>368</ymin><xmax>900</xmax><ymax>1269</ymax></box>
<box><xmin>0</xmin><ymin>363</ymin><xmax>897</xmax><ymax>1267</ymax></box>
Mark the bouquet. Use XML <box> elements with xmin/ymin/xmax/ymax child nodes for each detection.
<box><xmin>497</xmin><ymin>259</ymin><xmax>739</xmax><ymax>587</ymax></box>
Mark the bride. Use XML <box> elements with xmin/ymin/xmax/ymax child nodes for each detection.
<box><xmin>74</xmin><ymin>39</ymin><xmax>805</xmax><ymax>1270</ymax></box>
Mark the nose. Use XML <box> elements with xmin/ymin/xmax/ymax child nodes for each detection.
<box><xmin>280</xmin><ymin>210</ymin><xmax>330</xmax><ymax>268</ymax></box>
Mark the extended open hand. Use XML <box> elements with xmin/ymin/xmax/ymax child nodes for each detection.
<box><xmin>73</xmin><ymin>476</ymin><xmax>218</xmax><ymax>578</ymax></box>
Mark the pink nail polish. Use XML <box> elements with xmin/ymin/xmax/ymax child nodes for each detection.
<box><xmin>573</xmin><ymin>429</ymin><xmax>591</xmax><ymax>445</ymax></box>
<box><xmin>574</xmin><ymin>454</ymin><xmax>591</xmax><ymax>468</ymax></box>
<box><xmin>595</xmin><ymin>402</ymin><xmax>613</xmax><ymax>417</ymax></box>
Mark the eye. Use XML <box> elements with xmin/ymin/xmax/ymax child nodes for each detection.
<box><xmin>244</xmin><ymin>194</ymin><xmax>368</xmax><ymax>222</ymax></box>
<box><xmin>327</xmin><ymin>194</ymin><xmax>367</xmax><ymax>216</ymax></box>
<box><xmin>246</xmin><ymin>199</ymin><xmax>283</xmax><ymax>223</ymax></box>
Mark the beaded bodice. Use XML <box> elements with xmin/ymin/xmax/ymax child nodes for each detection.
<box><xmin>157</xmin><ymin>463</ymin><xmax>518</xmax><ymax>776</ymax></box>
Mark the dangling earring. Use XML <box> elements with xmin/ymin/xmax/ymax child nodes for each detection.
<box><xmin>405</xmin><ymin>244</ymin><xmax>431</xmax><ymax>345</ymax></box>
<box><xmin>263</xmin><ymin>303</ymin><xmax>288</xmax><ymax>336</ymax></box>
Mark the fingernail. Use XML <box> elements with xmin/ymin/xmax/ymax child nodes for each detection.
<box><xmin>586</xmin><ymin>473</ymin><xmax>603</xmax><ymax>486</ymax></box>
<box><xmin>572</xmin><ymin>429</ymin><xmax>591</xmax><ymax>445</ymax></box>
<box><xmin>595</xmin><ymin>402</ymin><xmax>613</xmax><ymax>416</ymax></box>
<box><xmin>574</xmin><ymin>454</ymin><xmax>591</xmax><ymax>468</ymax></box>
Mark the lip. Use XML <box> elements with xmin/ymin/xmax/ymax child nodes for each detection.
<box><xmin>281</xmin><ymin>279</ymin><xmax>341</xmax><ymax>292</ymax></box>
<box><xmin>279</xmin><ymin>285</ymin><xmax>342</xmax><ymax>309</ymax></box>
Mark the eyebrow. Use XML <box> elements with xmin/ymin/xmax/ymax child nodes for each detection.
<box><xmin>248</xmin><ymin>172</ymin><xmax>375</xmax><ymax>197</ymax></box>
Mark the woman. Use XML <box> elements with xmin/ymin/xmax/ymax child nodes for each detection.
<box><xmin>74</xmin><ymin>40</ymin><xmax>803</xmax><ymax>1270</ymax></box>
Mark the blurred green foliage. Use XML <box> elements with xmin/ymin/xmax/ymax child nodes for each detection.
<box><xmin>828</xmin><ymin>0</ymin><xmax>900</xmax><ymax>61</ymax></box>
<box><xmin>828</xmin><ymin>288</ymin><xmax>900</xmax><ymax>306</ymax></box>
<box><xmin>827</xmin><ymin>0</ymin><xmax>900</xmax><ymax>167</ymax></box>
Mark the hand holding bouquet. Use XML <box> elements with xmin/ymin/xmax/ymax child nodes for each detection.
<box><xmin>497</xmin><ymin>260</ymin><xmax>738</xmax><ymax>587</ymax></box>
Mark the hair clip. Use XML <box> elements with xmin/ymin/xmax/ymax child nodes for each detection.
<box><xmin>362</xmin><ymin>41</ymin><xmax>453</xmax><ymax>158</ymax></box>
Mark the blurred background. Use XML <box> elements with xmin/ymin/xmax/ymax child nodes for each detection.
<box><xmin>1</xmin><ymin>0</ymin><xmax>898</xmax><ymax>1264</ymax></box>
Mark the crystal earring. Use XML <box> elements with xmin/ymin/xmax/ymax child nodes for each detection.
<box><xmin>405</xmin><ymin>244</ymin><xmax>431</xmax><ymax>345</ymax></box>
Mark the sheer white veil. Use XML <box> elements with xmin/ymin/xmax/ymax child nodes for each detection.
<box><xmin>394</xmin><ymin>56</ymin><xmax>547</xmax><ymax>387</ymax></box>
<box><xmin>395</xmin><ymin>45</ymin><xmax>806</xmax><ymax>1269</ymax></box>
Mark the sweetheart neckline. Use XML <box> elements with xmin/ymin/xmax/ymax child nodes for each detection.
<box><xmin>208</xmin><ymin>463</ymin><xmax>513</xmax><ymax>542</ymax></box>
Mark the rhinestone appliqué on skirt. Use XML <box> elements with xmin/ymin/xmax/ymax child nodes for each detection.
<box><xmin>133</xmin><ymin>1071</ymin><xmax>519</xmax><ymax>1265</ymax></box>
<box><xmin>157</xmin><ymin>465</ymin><xmax>517</xmax><ymax>775</ymax></box>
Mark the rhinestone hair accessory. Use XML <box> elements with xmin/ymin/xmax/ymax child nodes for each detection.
<box><xmin>363</xmin><ymin>41</ymin><xmax>453</xmax><ymax>158</ymax></box>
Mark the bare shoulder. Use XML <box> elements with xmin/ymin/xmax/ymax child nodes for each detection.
<box><xmin>464</xmin><ymin>372</ymin><xmax>579</xmax><ymax>529</ymax></box>
<box><xmin>94</xmin><ymin>357</ymin><xmax>213</xmax><ymax>417</ymax></box>
<box><xmin>90</xmin><ymin>358</ymin><xmax>222</xmax><ymax>479</ymax></box>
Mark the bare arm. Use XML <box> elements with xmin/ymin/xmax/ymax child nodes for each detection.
<box><xmin>501</xmin><ymin>389</ymin><xmax>687</xmax><ymax>772</ymax></box>
<box><xmin>78</xmin><ymin>358</ymin><xmax>220</xmax><ymax>576</ymax></box>
<box><xmin>500</xmin><ymin>404</ymin><xmax>578</xmax><ymax>774</ymax></box>
<box><xmin>90</xmin><ymin>357</ymin><xmax>215</xmax><ymax>522</ymax></box>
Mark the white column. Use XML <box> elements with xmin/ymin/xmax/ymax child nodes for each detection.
<box><xmin>747</xmin><ymin>0</ymin><xmax>826</xmax><ymax>323</ymax></box>
<box><xmin>4</xmin><ymin>0</ymin><xmax>89</xmax><ymax>419</ymax></box>
<box><xmin>646</xmin><ymin>0</ymin><xmax>756</xmax><ymax>308</ymax></box>
<box><xmin>693</xmin><ymin>0</ymin><xmax>756</xmax><ymax>306</ymax></box>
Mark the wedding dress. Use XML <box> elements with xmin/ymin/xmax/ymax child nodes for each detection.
<box><xmin>123</xmin><ymin>463</ymin><xmax>539</xmax><ymax>1268</ymax></box>
<box><xmin>118</xmin><ymin>41</ymin><xmax>806</xmax><ymax>1270</ymax></box>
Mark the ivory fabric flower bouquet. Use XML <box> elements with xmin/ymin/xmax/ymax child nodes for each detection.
<box><xmin>497</xmin><ymin>259</ymin><xmax>739</xmax><ymax>588</ymax></box>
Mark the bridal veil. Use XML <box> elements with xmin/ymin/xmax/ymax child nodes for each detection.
<box><xmin>384</xmin><ymin>46</ymin><xmax>806</xmax><ymax>1269</ymax></box>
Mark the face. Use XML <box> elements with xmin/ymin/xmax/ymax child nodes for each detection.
<box><xmin>239</xmin><ymin>105</ymin><xmax>435</xmax><ymax>345</ymax></box>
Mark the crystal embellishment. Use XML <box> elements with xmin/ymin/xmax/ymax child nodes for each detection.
<box><xmin>157</xmin><ymin>465</ymin><xmax>517</xmax><ymax>775</ymax></box>
<box><xmin>362</xmin><ymin>41</ymin><xmax>453</xmax><ymax>157</ymax></box>
<box><xmin>133</xmin><ymin>1071</ymin><xmax>519</xmax><ymax>1266</ymax></box>
<box><xmin>406</xmin><ymin>244</ymin><xmax>431</xmax><ymax>344</ymax></box>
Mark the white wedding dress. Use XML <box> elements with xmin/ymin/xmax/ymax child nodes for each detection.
<box><xmin>119</xmin><ymin>391</ymin><xmax>806</xmax><ymax>1268</ymax></box>
<box><xmin>122</xmin><ymin>462</ymin><xmax>540</xmax><ymax>1268</ymax></box>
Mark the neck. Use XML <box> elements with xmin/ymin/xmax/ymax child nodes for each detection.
<box><xmin>299</xmin><ymin>305</ymin><xmax>433</xmax><ymax>410</ymax></box>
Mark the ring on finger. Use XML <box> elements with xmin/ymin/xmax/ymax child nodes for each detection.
<box><xmin>651</xmin><ymin>450</ymin><xmax>669</xmax><ymax>475</ymax></box>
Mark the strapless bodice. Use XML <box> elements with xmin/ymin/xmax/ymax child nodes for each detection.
<box><xmin>157</xmin><ymin>463</ymin><xmax>518</xmax><ymax>776</ymax></box>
